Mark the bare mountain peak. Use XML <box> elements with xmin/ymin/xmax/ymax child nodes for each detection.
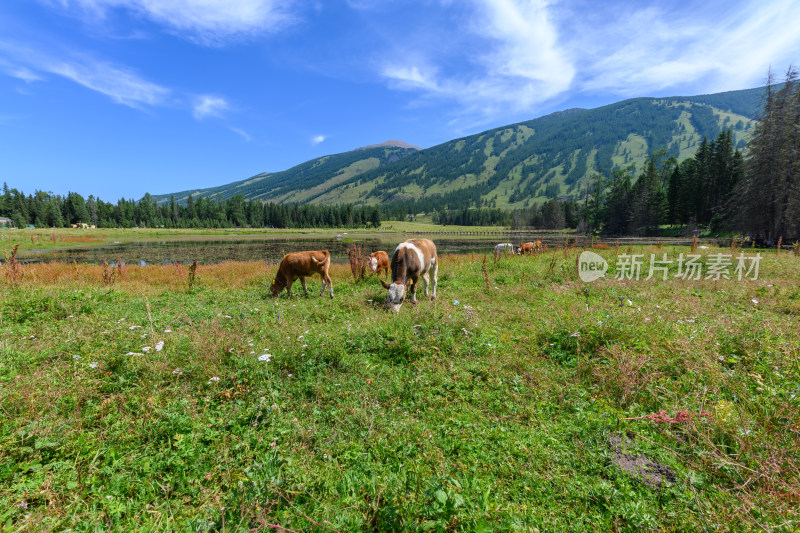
<box><xmin>357</xmin><ymin>140</ymin><xmax>421</xmax><ymax>151</ymax></box>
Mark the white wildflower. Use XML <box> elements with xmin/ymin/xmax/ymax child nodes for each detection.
<box><xmin>155</xmin><ymin>341</ymin><xmax>164</xmax><ymax>352</ymax></box>
<box><xmin>89</xmin><ymin>362</ymin><xmax>99</xmax><ymax>368</ymax></box>
<box><xmin>259</xmin><ymin>353</ymin><xmax>272</xmax><ymax>362</ymax></box>
<box><xmin>73</xmin><ymin>355</ymin><xmax>81</xmax><ymax>360</ymax></box>
<box><xmin>129</xmin><ymin>325</ymin><xmax>141</xmax><ymax>330</ymax></box>
<box><xmin>142</xmin><ymin>346</ymin><xmax>152</xmax><ymax>353</ymax></box>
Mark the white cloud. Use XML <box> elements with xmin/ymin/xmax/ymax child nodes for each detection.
<box><xmin>311</xmin><ymin>134</ymin><xmax>326</xmax><ymax>145</ymax></box>
<box><xmin>381</xmin><ymin>0</ymin><xmax>574</xmax><ymax>123</ymax></box>
<box><xmin>572</xmin><ymin>0</ymin><xmax>800</xmax><ymax>96</ymax></box>
<box><xmin>0</xmin><ymin>40</ymin><xmax>169</xmax><ymax>108</ymax></box>
<box><xmin>50</xmin><ymin>0</ymin><xmax>298</xmax><ymax>45</ymax></box>
<box><xmin>193</xmin><ymin>95</ymin><xmax>230</xmax><ymax>119</ymax></box>
<box><xmin>49</xmin><ymin>59</ymin><xmax>169</xmax><ymax>107</ymax></box>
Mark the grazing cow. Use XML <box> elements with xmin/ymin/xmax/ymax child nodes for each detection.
<box><xmin>494</xmin><ymin>242</ymin><xmax>515</xmax><ymax>257</ymax></box>
<box><xmin>534</xmin><ymin>240</ymin><xmax>543</xmax><ymax>254</ymax></box>
<box><xmin>381</xmin><ymin>239</ymin><xmax>438</xmax><ymax>312</ymax></box>
<box><xmin>369</xmin><ymin>251</ymin><xmax>390</xmax><ymax>277</ymax></box>
<box><xmin>517</xmin><ymin>242</ymin><xmax>535</xmax><ymax>255</ymax></box>
<box><xmin>270</xmin><ymin>250</ymin><xmax>334</xmax><ymax>298</ymax></box>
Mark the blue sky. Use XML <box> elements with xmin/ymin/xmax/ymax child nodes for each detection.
<box><xmin>1</xmin><ymin>0</ymin><xmax>798</xmax><ymax>201</ymax></box>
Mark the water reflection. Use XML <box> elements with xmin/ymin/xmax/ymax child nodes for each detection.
<box><xmin>22</xmin><ymin>234</ymin><xmax>693</xmax><ymax>265</ymax></box>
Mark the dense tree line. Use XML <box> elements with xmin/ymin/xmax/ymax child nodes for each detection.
<box><xmin>0</xmin><ymin>187</ymin><xmax>383</xmax><ymax>229</ymax></box>
<box><xmin>575</xmin><ymin>127</ymin><xmax>744</xmax><ymax>236</ymax></box>
<box><xmin>733</xmin><ymin>67</ymin><xmax>800</xmax><ymax>242</ymax></box>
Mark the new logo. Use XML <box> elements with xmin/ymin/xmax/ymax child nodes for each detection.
<box><xmin>578</xmin><ymin>251</ymin><xmax>608</xmax><ymax>282</ymax></box>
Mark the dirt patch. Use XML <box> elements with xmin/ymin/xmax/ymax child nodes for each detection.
<box><xmin>609</xmin><ymin>435</ymin><xmax>676</xmax><ymax>488</ymax></box>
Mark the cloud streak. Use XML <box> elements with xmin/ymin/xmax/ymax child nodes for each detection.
<box><xmin>573</xmin><ymin>0</ymin><xmax>800</xmax><ymax>96</ymax></box>
<box><xmin>49</xmin><ymin>59</ymin><xmax>170</xmax><ymax>108</ymax></box>
<box><xmin>50</xmin><ymin>0</ymin><xmax>299</xmax><ymax>45</ymax></box>
<box><xmin>380</xmin><ymin>0</ymin><xmax>574</xmax><ymax>124</ymax></box>
<box><xmin>0</xmin><ymin>40</ymin><xmax>170</xmax><ymax>108</ymax></box>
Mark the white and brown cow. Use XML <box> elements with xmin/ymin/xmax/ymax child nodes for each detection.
<box><xmin>380</xmin><ymin>239</ymin><xmax>438</xmax><ymax>312</ymax></box>
<box><xmin>369</xmin><ymin>251</ymin><xmax>390</xmax><ymax>278</ymax></box>
<box><xmin>270</xmin><ymin>250</ymin><xmax>334</xmax><ymax>298</ymax></box>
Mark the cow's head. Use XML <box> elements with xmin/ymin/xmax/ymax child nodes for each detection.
<box><xmin>381</xmin><ymin>279</ymin><xmax>412</xmax><ymax>312</ymax></box>
<box><xmin>270</xmin><ymin>277</ymin><xmax>285</xmax><ymax>297</ymax></box>
<box><xmin>370</xmin><ymin>256</ymin><xmax>378</xmax><ymax>273</ymax></box>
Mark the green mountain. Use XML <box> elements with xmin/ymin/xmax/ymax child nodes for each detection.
<box><xmin>154</xmin><ymin>87</ymin><xmax>764</xmax><ymax>209</ymax></box>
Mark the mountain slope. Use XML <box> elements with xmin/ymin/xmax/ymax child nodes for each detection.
<box><xmin>155</xmin><ymin>86</ymin><xmax>763</xmax><ymax>208</ymax></box>
<box><xmin>154</xmin><ymin>144</ymin><xmax>420</xmax><ymax>205</ymax></box>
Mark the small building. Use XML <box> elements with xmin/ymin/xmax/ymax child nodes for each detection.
<box><xmin>0</xmin><ymin>217</ymin><xmax>13</xmax><ymax>228</ymax></box>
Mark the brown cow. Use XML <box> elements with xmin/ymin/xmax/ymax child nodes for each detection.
<box><xmin>380</xmin><ymin>239</ymin><xmax>438</xmax><ymax>312</ymax></box>
<box><xmin>369</xmin><ymin>251</ymin><xmax>390</xmax><ymax>277</ymax></box>
<box><xmin>517</xmin><ymin>242</ymin><xmax>535</xmax><ymax>255</ymax></box>
<box><xmin>270</xmin><ymin>250</ymin><xmax>334</xmax><ymax>298</ymax></box>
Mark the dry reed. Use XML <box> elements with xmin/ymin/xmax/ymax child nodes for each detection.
<box><xmin>481</xmin><ymin>254</ymin><xmax>491</xmax><ymax>292</ymax></box>
<box><xmin>3</xmin><ymin>243</ymin><xmax>23</xmax><ymax>287</ymax></box>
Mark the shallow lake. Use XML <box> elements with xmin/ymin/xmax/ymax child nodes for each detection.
<box><xmin>20</xmin><ymin>233</ymin><xmax>694</xmax><ymax>265</ymax></box>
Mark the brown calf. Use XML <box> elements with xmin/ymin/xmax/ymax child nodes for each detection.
<box><xmin>517</xmin><ymin>241</ymin><xmax>543</xmax><ymax>255</ymax></box>
<box><xmin>369</xmin><ymin>251</ymin><xmax>390</xmax><ymax>277</ymax></box>
<box><xmin>380</xmin><ymin>238</ymin><xmax>438</xmax><ymax>312</ymax></box>
<box><xmin>270</xmin><ymin>250</ymin><xmax>334</xmax><ymax>298</ymax></box>
<box><xmin>517</xmin><ymin>242</ymin><xmax>535</xmax><ymax>255</ymax></box>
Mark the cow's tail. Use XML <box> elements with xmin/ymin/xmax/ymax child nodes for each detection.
<box><xmin>312</xmin><ymin>250</ymin><xmax>331</xmax><ymax>267</ymax></box>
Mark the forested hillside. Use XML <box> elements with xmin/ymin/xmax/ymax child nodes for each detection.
<box><xmin>153</xmin><ymin>143</ymin><xmax>419</xmax><ymax>206</ymax></box>
<box><xmin>154</xmin><ymin>87</ymin><xmax>763</xmax><ymax>212</ymax></box>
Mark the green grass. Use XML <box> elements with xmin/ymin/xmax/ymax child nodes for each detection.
<box><xmin>1</xmin><ymin>246</ymin><xmax>799</xmax><ymax>531</ymax></box>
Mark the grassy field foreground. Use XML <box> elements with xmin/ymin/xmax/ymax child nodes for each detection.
<box><xmin>1</xmin><ymin>247</ymin><xmax>799</xmax><ymax>531</ymax></box>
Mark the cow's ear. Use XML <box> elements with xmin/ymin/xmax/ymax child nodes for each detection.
<box><xmin>380</xmin><ymin>279</ymin><xmax>391</xmax><ymax>289</ymax></box>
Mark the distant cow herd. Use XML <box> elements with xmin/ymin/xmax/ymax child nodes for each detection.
<box><xmin>270</xmin><ymin>238</ymin><xmax>541</xmax><ymax>311</ymax></box>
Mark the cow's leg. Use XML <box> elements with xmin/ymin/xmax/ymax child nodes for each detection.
<box><xmin>430</xmin><ymin>260</ymin><xmax>438</xmax><ymax>299</ymax></box>
<box><xmin>300</xmin><ymin>276</ymin><xmax>308</xmax><ymax>295</ymax></box>
<box><xmin>286</xmin><ymin>278</ymin><xmax>293</xmax><ymax>298</ymax></box>
<box><xmin>422</xmin><ymin>271</ymin><xmax>430</xmax><ymax>297</ymax></box>
<box><xmin>319</xmin><ymin>271</ymin><xmax>334</xmax><ymax>298</ymax></box>
<box><xmin>409</xmin><ymin>275</ymin><xmax>418</xmax><ymax>301</ymax></box>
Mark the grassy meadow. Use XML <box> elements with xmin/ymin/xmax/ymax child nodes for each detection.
<box><xmin>1</xmin><ymin>243</ymin><xmax>799</xmax><ymax>531</ymax></box>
